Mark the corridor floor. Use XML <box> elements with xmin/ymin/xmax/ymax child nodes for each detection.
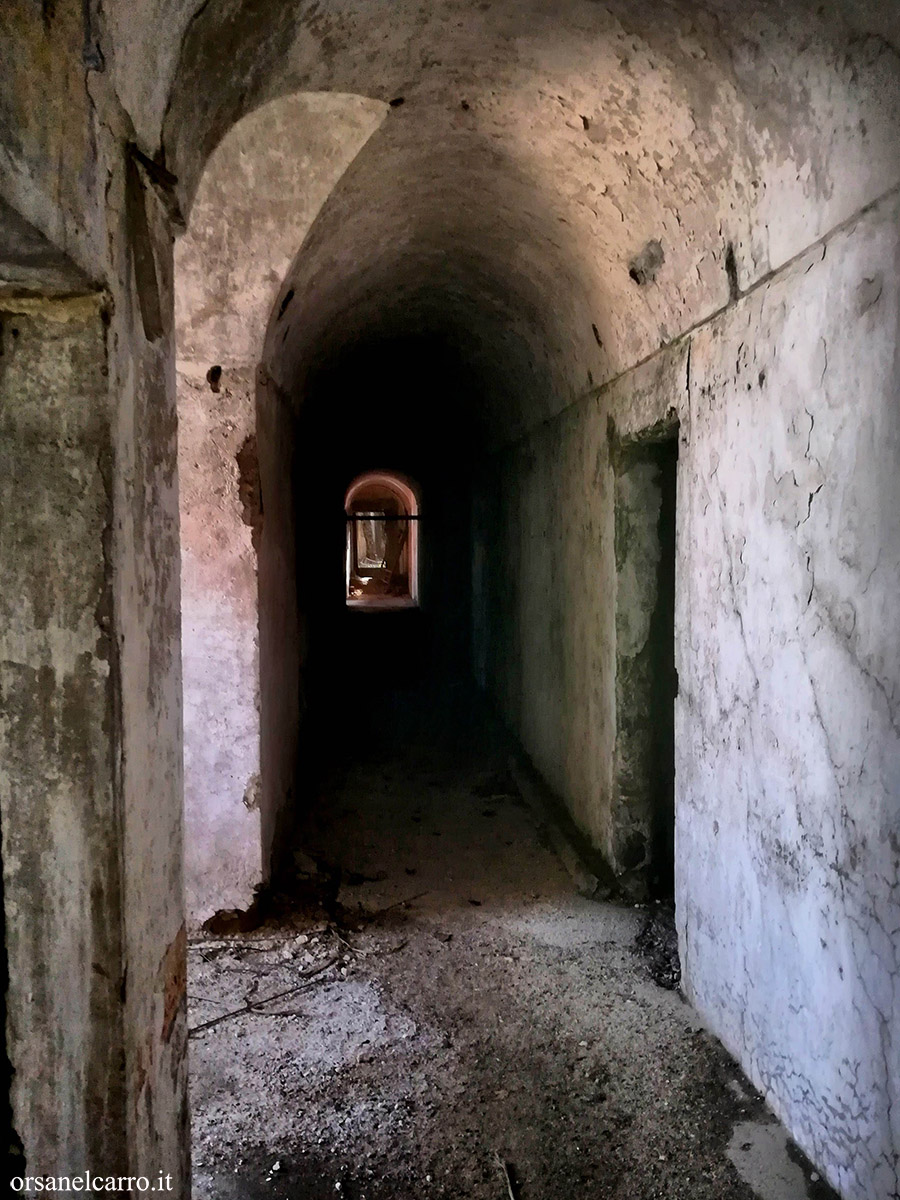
<box><xmin>188</xmin><ymin>694</ymin><xmax>833</xmax><ymax>1200</ymax></box>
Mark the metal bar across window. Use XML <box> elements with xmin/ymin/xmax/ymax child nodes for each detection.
<box><xmin>346</xmin><ymin>514</ymin><xmax>420</xmax><ymax>520</ymax></box>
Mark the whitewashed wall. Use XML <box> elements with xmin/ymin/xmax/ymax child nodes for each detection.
<box><xmin>677</xmin><ymin>194</ymin><xmax>900</xmax><ymax>1200</ymax></box>
<box><xmin>484</xmin><ymin>192</ymin><xmax>900</xmax><ymax>1199</ymax></box>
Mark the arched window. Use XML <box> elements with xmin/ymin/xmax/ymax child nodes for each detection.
<box><xmin>345</xmin><ymin>472</ymin><xmax>419</xmax><ymax>609</ymax></box>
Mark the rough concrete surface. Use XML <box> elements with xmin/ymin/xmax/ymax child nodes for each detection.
<box><xmin>188</xmin><ymin>703</ymin><xmax>832</xmax><ymax>1200</ymax></box>
<box><xmin>0</xmin><ymin>295</ymin><xmax>125</xmax><ymax>1174</ymax></box>
<box><xmin>179</xmin><ymin>366</ymin><xmax>263</xmax><ymax>923</ymax></box>
<box><xmin>484</xmin><ymin>194</ymin><xmax>900</xmax><ymax>1200</ymax></box>
<box><xmin>678</xmin><ymin>192</ymin><xmax>900</xmax><ymax>1200</ymax></box>
<box><xmin>176</xmin><ymin>92</ymin><xmax>386</xmax><ymax>922</ymax></box>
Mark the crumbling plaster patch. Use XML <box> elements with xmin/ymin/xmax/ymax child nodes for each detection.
<box><xmin>178</xmin><ymin>366</ymin><xmax>263</xmax><ymax>925</ymax></box>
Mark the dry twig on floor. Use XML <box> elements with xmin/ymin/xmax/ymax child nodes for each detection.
<box><xmin>330</xmin><ymin>925</ymin><xmax>366</xmax><ymax>955</ymax></box>
<box><xmin>368</xmin><ymin>890</ymin><xmax>429</xmax><ymax>919</ymax></box>
<box><xmin>192</xmin><ymin>938</ymin><xmax>288</xmax><ymax>960</ymax></box>
<box><xmin>187</xmin><ymin>993</ymin><xmax>234</xmax><ymax>1007</ymax></box>
<box><xmin>188</xmin><ymin>957</ymin><xmax>340</xmax><ymax>1037</ymax></box>
<box><xmin>495</xmin><ymin>1152</ymin><xmax>520</xmax><ymax>1200</ymax></box>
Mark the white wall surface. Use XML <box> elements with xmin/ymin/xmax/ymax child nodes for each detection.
<box><xmin>485</xmin><ymin>192</ymin><xmax>900</xmax><ymax>1200</ymax></box>
<box><xmin>677</xmin><ymin>194</ymin><xmax>900</xmax><ymax>1200</ymax></box>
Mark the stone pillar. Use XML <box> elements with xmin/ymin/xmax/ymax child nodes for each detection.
<box><xmin>0</xmin><ymin>191</ymin><xmax>190</xmax><ymax>1195</ymax></box>
<box><xmin>0</xmin><ymin>286</ymin><xmax>127</xmax><ymax>1176</ymax></box>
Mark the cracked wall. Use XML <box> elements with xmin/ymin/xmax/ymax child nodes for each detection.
<box><xmin>482</xmin><ymin>193</ymin><xmax>900</xmax><ymax>1200</ymax></box>
<box><xmin>677</xmin><ymin>193</ymin><xmax>900</xmax><ymax>1200</ymax></box>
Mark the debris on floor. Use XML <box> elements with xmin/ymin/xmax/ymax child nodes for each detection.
<box><xmin>634</xmin><ymin>902</ymin><xmax>682</xmax><ymax>991</ymax></box>
<box><xmin>188</xmin><ymin>719</ymin><xmax>837</xmax><ymax>1200</ymax></box>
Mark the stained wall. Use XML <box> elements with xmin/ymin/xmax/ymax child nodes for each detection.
<box><xmin>175</xmin><ymin>93</ymin><xmax>385</xmax><ymax>924</ymax></box>
<box><xmin>678</xmin><ymin>195</ymin><xmax>900</xmax><ymax>1200</ymax></box>
<box><xmin>0</xmin><ymin>293</ymin><xmax>125</xmax><ymax>1176</ymax></box>
<box><xmin>480</xmin><ymin>194</ymin><xmax>900</xmax><ymax>1200</ymax></box>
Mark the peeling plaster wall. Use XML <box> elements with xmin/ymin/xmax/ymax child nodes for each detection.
<box><xmin>1</xmin><ymin>3</ymin><xmax>899</xmax><ymax>1196</ymax></box>
<box><xmin>677</xmin><ymin>194</ymin><xmax>900</xmax><ymax>1200</ymax></box>
<box><xmin>0</xmin><ymin>10</ymin><xmax>189</xmax><ymax>1183</ymax></box>
<box><xmin>178</xmin><ymin>0</ymin><xmax>900</xmax><ymax>447</ymax></box>
<box><xmin>0</xmin><ymin>295</ymin><xmax>126</xmax><ymax>1175</ymax></box>
<box><xmin>0</xmin><ymin>164</ymin><xmax>188</xmax><ymax>1192</ymax></box>
<box><xmin>178</xmin><ymin>366</ymin><xmax>262</xmax><ymax>923</ymax></box>
<box><xmin>482</xmin><ymin>193</ymin><xmax>900</xmax><ymax>1199</ymax></box>
<box><xmin>175</xmin><ymin>92</ymin><xmax>385</xmax><ymax>924</ymax></box>
<box><xmin>0</xmin><ymin>3</ymin><xmax>108</xmax><ymax>278</ymax></box>
<box><xmin>114</xmin><ymin>184</ymin><xmax>189</xmax><ymax>1193</ymax></box>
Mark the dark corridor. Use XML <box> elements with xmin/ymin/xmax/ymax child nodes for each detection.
<box><xmin>292</xmin><ymin>334</ymin><xmax>484</xmax><ymax>777</ymax></box>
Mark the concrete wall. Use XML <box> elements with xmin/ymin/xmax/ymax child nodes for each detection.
<box><xmin>480</xmin><ymin>192</ymin><xmax>900</xmax><ymax>1200</ymax></box>
<box><xmin>257</xmin><ymin>371</ymin><xmax>301</xmax><ymax>878</ymax></box>
<box><xmin>1</xmin><ymin>4</ymin><xmax>898</xmax><ymax>1196</ymax></box>
<box><xmin>175</xmin><ymin>92</ymin><xmax>385</xmax><ymax>925</ymax></box>
<box><xmin>678</xmin><ymin>195</ymin><xmax>900</xmax><ymax>1200</ymax></box>
<box><xmin>0</xmin><ymin>7</ymin><xmax>190</xmax><ymax>1178</ymax></box>
<box><xmin>611</xmin><ymin>431</ymin><xmax>677</xmax><ymax>895</ymax></box>
<box><xmin>0</xmin><ymin>294</ymin><xmax>126</xmax><ymax>1175</ymax></box>
<box><xmin>178</xmin><ymin>365</ymin><xmax>263</xmax><ymax>922</ymax></box>
<box><xmin>112</xmin><ymin>161</ymin><xmax>190</xmax><ymax>1195</ymax></box>
<box><xmin>0</xmin><ymin>174</ymin><xmax>189</xmax><ymax>1187</ymax></box>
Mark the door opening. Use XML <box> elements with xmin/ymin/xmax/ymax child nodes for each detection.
<box><xmin>345</xmin><ymin>471</ymin><xmax>420</xmax><ymax>609</ymax></box>
<box><xmin>612</xmin><ymin>426</ymin><xmax>678</xmax><ymax>900</ymax></box>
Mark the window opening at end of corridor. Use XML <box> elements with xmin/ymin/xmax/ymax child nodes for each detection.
<box><xmin>345</xmin><ymin>471</ymin><xmax>420</xmax><ymax>609</ymax></box>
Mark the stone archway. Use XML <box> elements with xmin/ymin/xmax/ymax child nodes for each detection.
<box><xmin>175</xmin><ymin>92</ymin><xmax>387</xmax><ymax>926</ymax></box>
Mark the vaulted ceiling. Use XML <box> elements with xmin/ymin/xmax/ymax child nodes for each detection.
<box><xmin>163</xmin><ymin>0</ymin><xmax>900</xmax><ymax>441</ymax></box>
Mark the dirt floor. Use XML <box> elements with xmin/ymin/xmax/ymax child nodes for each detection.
<box><xmin>188</xmin><ymin>693</ymin><xmax>836</xmax><ymax>1200</ymax></box>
